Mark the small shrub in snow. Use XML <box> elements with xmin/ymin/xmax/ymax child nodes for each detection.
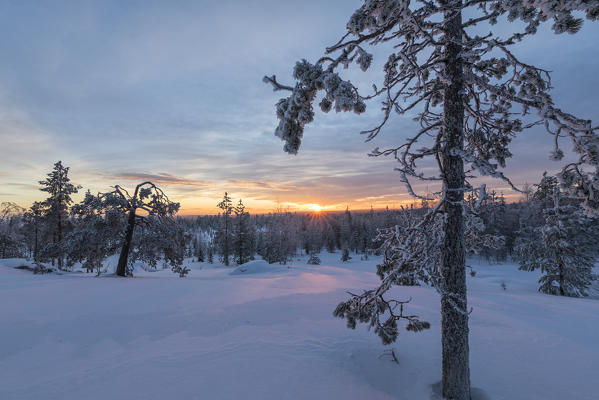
<box><xmin>341</xmin><ymin>248</ymin><xmax>351</xmax><ymax>262</ymax></box>
<box><xmin>307</xmin><ymin>252</ymin><xmax>321</xmax><ymax>265</ymax></box>
<box><xmin>14</xmin><ymin>263</ymin><xmax>53</xmax><ymax>274</ymax></box>
<box><xmin>172</xmin><ymin>264</ymin><xmax>190</xmax><ymax>277</ymax></box>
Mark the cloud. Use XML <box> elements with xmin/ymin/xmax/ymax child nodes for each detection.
<box><xmin>109</xmin><ymin>172</ymin><xmax>211</xmax><ymax>188</ymax></box>
<box><xmin>226</xmin><ymin>179</ymin><xmax>297</xmax><ymax>191</ymax></box>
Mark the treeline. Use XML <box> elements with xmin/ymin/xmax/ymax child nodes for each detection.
<box><xmin>182</xmin><ymin>193</ymin><xmax>423</xmax><ymax>266</ymax></box>
<box><xmin>0</xmin><ymin>162</ymin><xmax>597</xmax><ymax>295</ymax></box>
<box><xmin>183</xmin><ymin>189</ymin><xmax>554</xmax><ymax>265</ymax></box>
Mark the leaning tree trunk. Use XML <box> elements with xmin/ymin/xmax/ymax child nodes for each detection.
<box><xmin>441</xmin><ymin>2</ymin><xmax>471</xmax><ymax>400</ymax></box>
<box><xmin>116</xmin><ymin>208</ymin><xmax>137</xmax><ymax>277</ymax></box>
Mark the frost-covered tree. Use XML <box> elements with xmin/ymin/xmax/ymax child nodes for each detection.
<box><xmin>516</xmin><ymin>175</ymin><xmax>597</xmax><ymax>297</ymax></box>
<box><xmin>78</xmin><ymin>182</ymin><xmax>180</xmax><ymax>276</ymax></box>
<box><xmin>303</xmin><ymin>216</ymin><xmax>325</xmax><ymax>255</ymax></box>
<box><xmin>0</xmin><ymin>202</ymin><xmax>25</xmax><ymax>259</ymax></box>
<box><xmin>232</xmin><ymin>199</ymin><xmax>254</xmax><ymax>264</ymax></box>
<box><xmin>478</xmin><ymin>192</ymin><xmax>508</xmax><ymax>261</ymax></box>
<box><xmin>372</xmin><ymin>195</ymin><xmax>500</xmax><ymax>288</ymax></box>
<box><xmin>130</xmin><ymin>216</ymin><xmax>187</xmax><ymax>273</ymax></box>
<box><xmin>324</xmin><ymin>224</ymin><xmax>337</xmax><ymax>253</ymax></box>
<box><xmin>264</xmin><ymin>1</ymin><xmax>599</xmax><ymax>398</ymax></box>
<box><xmin>257</xmin><ymin>211</ymin><xmax>298</xmax><ymax>264</ymax></box>
<box><xmin>207</xmin><ymin>245</ymin><xmax>214</xmax><ymax>264</ymax></box>
<box><xmin>216</xmin><ymin>192</ymin><xmax>234</xmax><ymax>266</ymax></box>
<box><xmin>194</xmin><ymin>237</ymin><xmax>205</xmax><ymax>262</ymax></box>
<box><xmin>67</xmin><ymin>192</ymin><xmax>125</xmax><ymax>275</ymax></box>
<box><xmin>22</xmin><ymin>202</ymin><xmax>44</xmax><ymax>262</ymax></box>
<box><xmin>339</xmin><ymin>206</ymin><xmax>353</xmax><ymax>251</ymax></box>
<box><xmin>38</xmin><ymin>161</ymin><xmax>80</xmax><ymax>269</ymax></box>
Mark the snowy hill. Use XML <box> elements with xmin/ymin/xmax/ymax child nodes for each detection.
<box><xmin>0</xmin><ymin>254</ymin><xmax>597</xmax><ymax>400</ymax></box>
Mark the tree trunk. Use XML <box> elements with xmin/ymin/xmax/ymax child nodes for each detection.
<box><xmin>223</xmin><ymin>213</ymin><xmax>229</xmax><ymax>266</ymax></box>
<box><xmin>238</xmin><ymin>217</ymin><xmax>246</xmax><ymax>265</ymax></box>
<box><xmin>52</xmin><ymin>231</ymin><xmax>56</xmax><ymax>266</ymax></box>
<box><xmin>441</xmin><ymin>2</ymin><xmax>471</xmax><ymax>399</ymax></box>
<box><xmin>559</xmin><ymin>263</ymin><xmax>565</xmax><ymax>296</ymax></box>
<box><xmin>57</xmin><ymin>212</ymin><xmax>63</xmax><ymax>269</ymax></box>
<box><xmin>116</xmin><ymin>209</ymin><xmax>136</xmax><ymax>277</ymax></box>
<box><xmin>34</xmin><ymin>222</ymin><xmax>38</xmax><ymax>263</ymax></box>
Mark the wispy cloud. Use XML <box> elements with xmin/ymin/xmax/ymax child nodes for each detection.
<box><xmin>110</xmin><ymin>172</ymin><xmax>211</xmax><ymax>188</ymax></box>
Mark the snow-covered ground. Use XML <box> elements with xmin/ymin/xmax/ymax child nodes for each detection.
<box><xmin>1</xmin><ymin>253</ymin><xmax>598</xmax><ymax>400</ymax></box>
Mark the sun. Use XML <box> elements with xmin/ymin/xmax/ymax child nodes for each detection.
<box><xmin>308</xmin><ymin>203</ymin><xmax>323</xmax><ymax>213</ymax></box>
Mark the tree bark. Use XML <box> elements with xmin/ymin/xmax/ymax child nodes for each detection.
<box><xmin>223</xmin><ymin>213</ymin><xmax>229</xmax><ymax>266</ymax></box>
<box><xmin>34</xmin><ymin>222</ymin><xmax>38</xmax><ymax>263</ymax></box>
<box><xmin>57</xmin><ymin>212</ymin><xmax>63</xmax><ymax>269</ymax></box>
<box><xmin>559</xmin><ymin>263</ymin><xmax>564</xmax><ymax>296</ymax></box>
<box><xmin>116</xmin><ymin>209</ymin><xmax>136</xmax><ymax>277</ymax></box>
<box><xmin>441</xmin><ymin>2</ymin><xmax>471</xmax><ymax>399</ymax></box>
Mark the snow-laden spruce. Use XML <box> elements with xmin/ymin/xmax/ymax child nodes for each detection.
<box><xmin>232</xmin><ymin>199</ymin><xmax>254</xmax><ymax>265</ymax></box>
<box><xmin>516</xmin><ymin>174</ymin><xmax>598</xmax><ymax>297</ymax></box>
<box><xmin>264</xmin><ymin>1</ymin><xmax>599</xmax><ymax>399</ymax></box>
<box><xmin>216</xmin><ymin>192</ymin><xmax>234</xmax><ymax>266</ymax></box>
<box><xmin>38</xmin><ymin>161</ymin><xmax>80</xmax><ymax>270</ymax></box>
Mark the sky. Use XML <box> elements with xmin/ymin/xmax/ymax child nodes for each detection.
<box><xmin>1</xmin><ymin>0</ymin><xmax>598</xmax><ymax>215</ymax></box>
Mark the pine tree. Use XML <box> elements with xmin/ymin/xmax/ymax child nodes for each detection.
<box><xmin>339</xmin><ymin>206</ymin><xmax>353</xmax><ymax>251</ymax></box>
<box><xmin>324</xmin><ymin>224</ymin><xmax>336</xmax><ymax>253</ymax></box>
<box><xmin>216</xmin><ymin>192</ymin><xmax>234</xmax><ymax>266</ymax></box>
<box><xmin>38</xmin><ymin>161</ymin><xmax>80</xmax><ymax>269</ymax></box>
<box><xmin>264</xmin><ymin>2</ymin><xmax>599</xmax><ymax>397</ymax></box>
<box><xmin>207</xmin><ymin>245</ymin><xmax>214</xmax><ymax>264</ymax></box>
<box><xmin>517</xmin><ymin>175</ymin><xmax>597</xmax><ymax>297</ymax></box>
<box><xmin>23</xmin><ymin>202</ymin><xmax>44</xmax><ymax>262</ymax></box>
<box><xmin>0</xmin><ymin>202</ymin><xmax>25</xmax><ymax>259</ymax></box>
<box><xmin>195</xmin><ymin>237</ymin><xmax>205</xmax><ymax>262</ymax></box>
<box><xmin>233</xmin><ymin>199</ymin><xmax>254</xmax><ymax>264</ymax></box>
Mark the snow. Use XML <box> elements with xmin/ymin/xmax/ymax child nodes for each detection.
<box><xmin>229</xmin><ymin>259</ymin><xmax>287</xmax><ymax>275</ymax></box>
<box><xmin>0</xmin><ymin>253</ymin><xmax>598</xmax><ymax>400</ymax></box>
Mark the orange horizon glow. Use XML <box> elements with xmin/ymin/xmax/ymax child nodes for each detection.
<box><xmin>174</xmin><ymin>190</ymin><xmax>526</xmax><ymax>216</ymax></box>
<box><xmin>3</xmin><ymin>175</ymin><xmax>527</xmax><ymax>217</ymax></box>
